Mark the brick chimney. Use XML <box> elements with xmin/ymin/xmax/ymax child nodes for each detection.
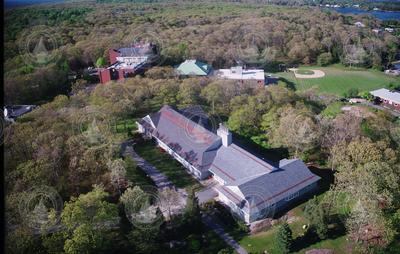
<box><xmin>217</xmin><ymin>123</ymin><xmax>232</xmax><ymax>147</ymax></box>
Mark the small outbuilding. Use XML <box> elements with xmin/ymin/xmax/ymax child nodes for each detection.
<box><xmin>175</xmin><ymin>59</ymin><xmax>213</xmax><ymax>76</ymax></box>
<box><xmin>370</xmin><ymin>88</ymin><xmax>400</xmax><ymax>111</ymax></box>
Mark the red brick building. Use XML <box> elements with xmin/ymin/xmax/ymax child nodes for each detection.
<box><xmin>98</xmin><ymin>43</ymin><xmax>158</xmax><ymax>84</ymax></box>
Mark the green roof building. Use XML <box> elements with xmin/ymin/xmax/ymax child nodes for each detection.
<box><xmin>176</xmin><ymin>59</ymin><xmax>213</xmax><ymax>76</ymax></box>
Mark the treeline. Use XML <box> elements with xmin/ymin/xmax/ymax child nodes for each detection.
<box><xmin>4</xmin><ymin>2</ymin><xmax>399</xmax><ymax>104</ymax></box>
<box><xmin>94</xmin><ymin>0</ymin><xmax>400</xmax><ymax>11</ymax></box>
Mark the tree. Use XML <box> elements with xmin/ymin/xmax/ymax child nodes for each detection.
<box><xmin>304</xmin><ymin>197</ymin><xmax>328</xmax><ymax>240</ymax></box>
<box><xmin>201</xmin><ymin>82</ymin><xmax>223</xmax><ymax>114</ymax></box>
<box><xmin>42</xmin><ymin>232</ymin><xmax>65</xmax><ymax>254</ymax></box>
<box><xmin>343</xmin><ymin>88</ymin><xmax>359</xmax><ymax>98</ymax></box>
<box><xmin>61</xmin><ymin>185</ymin><xmax>119</xmax><ymax>254</ymax></box>
<box><xmin>159</xmin><ymin>187</ymin><xmax>182</xmax><ymax>221</ymax></box>
<box><xmin>95</xmin><ymin>57</ymin><xmax>106</xmax><ymax>68</ymax></box>
<box><xmin>5</xmin><ymin>226</ymin><xmax>42</xmax><ymax>254</ymax></box>
<box><xmin>153</xmin><ymin>81</ymin><xmax>179</xmax><ymax>106</ymax></box>
<box><xmin>128</xmin><ymin>226</ymin><xmax>160</xmax><ymax>254</ymax></box>
<box><xmin>360</xmin><ymin>91</ymin><xmax>374</xmax><ymax>101</ymax></box>
<box><xmin>183</xmin><ymin>189</ymin><xmax>201</xmax><ymax>230</ymax></box>
<box><xmin>71</xmin><ymin>79</ymin><xmax>86</xmax><ymax>95</ymax></box>
<box><xmin>107</xmin><ymin>159</ymin><xmax>127</xmax><ymax>191</ymax></box>
<box><xmin>146</xmin><ymin>66</ymin><xmax>176</xmax><ymax>79</ymax></box>
<box><xmin>120</xmin><ymin>186</ymin><xmax>149</xmax><ymax>215</ymax></box>
<box><xmin>177</xmin><ymin>80</ymin><xmax>202</xmax><ymax>108</ymax></box>
<box><xmin>344</xmin><ymin>45</ymin><xmax>368</xmax><ymax>67</ymax></box>
<box><xmin>276</xmin><ymin>222</ymin><xmax>293</xmax><ymax>254</ymax></box>
<box><xmin>228</xmin><ymin>104</ymin><xmax>258</xmax><ymax>137</ymax></box>
<box><xmin>329</xmin><ymin>138</ymin><xmax>400</xmax><ymax>248</ymax></box>
<box><xmin>272</xmin><ymin>106</ymin><xmax>321</xmax><ymax>157</ymax></box>
<box><xmin>317</xmin><ymin>52</ymin><xmax>333</xmax><ymax>66</ymax></box>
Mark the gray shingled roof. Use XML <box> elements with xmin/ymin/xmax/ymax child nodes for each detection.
<box><xmin>234</xmin><ymin>159</ymin><xmax>320</xmax><ymax>214</ymax></box>
<box><xmin>117</xmin><ymin>43</ymin><xmax>156</xmax><ymax>57</ymax></box>
<box><xmin>209</xmin><ymin>144</ymin><xmax>276</xmax><ymax>183</ymax></box>
<box><xmin>140</xmin><ymin>106</ymin><xmax>320</xmax><ymax>209</ymax></box>
<box><xmin>146</xmin><ymin>105</ymin><xmax>221</xmax><ymax>172</ymax></box>
<box><xmin>215</xmin><ymin>158</ymin><xmax>320</xmax><ymax>214</ymax></box>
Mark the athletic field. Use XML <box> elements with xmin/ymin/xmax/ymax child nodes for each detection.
<box><xmin>276</xmin><ymin>65</ymin><xmax>400</xmax><ymax>96</ymax></box>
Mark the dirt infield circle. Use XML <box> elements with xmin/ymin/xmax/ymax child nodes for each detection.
<box><xmin>289</xmin><ymin>68</ymin><xmax>325</xmax><ymax>79</ymax></box>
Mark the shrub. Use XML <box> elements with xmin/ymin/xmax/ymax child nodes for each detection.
<box><xmin>317</xmin><ymin>52</ymin><xmax>333</xmax><ymax>66</ymax></box>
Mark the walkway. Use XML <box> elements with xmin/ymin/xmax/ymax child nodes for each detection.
<box><xmin>121</xmin><ymin>139</ymin><xmax>248</xmax><ymax>254</ymax></box>
<box><xmin>202</xmin><ymin>213</ymin><xmax>248</xmax><ymax>254</ymax></box>
<box><xmin>121</xmin><ymin>140</ymin><xmax>173</xmax><ymax>189</ymax></box>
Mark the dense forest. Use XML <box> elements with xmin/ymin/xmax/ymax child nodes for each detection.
<box><xmin>4</xmin><ymin>1</ymin><xmax>399</xmax><ymax>104</ymax></box>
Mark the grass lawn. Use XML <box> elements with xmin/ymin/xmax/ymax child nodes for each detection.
<box><xmin>114</xmin><ymin>118</ymin><xmax>137</xmax><ymax>133</ymax></box>
<box><xmin>295</xmin><ymin>236</ymin><xmax>349</xmax><ymax>254</ymax></box>
<box><xmin>135</xmin><ymin>139</ymin><xmax>202</xmax><ymax>190</ymax></box>
<box><xmin>239</xmin><ymin>219</ymin><xmax>350</xmax><ymax>254</ymax></box>
<box><xmin>276</xmin><ymin>65</ymin><xmax>400</xmax><ymax>96</ymax></box>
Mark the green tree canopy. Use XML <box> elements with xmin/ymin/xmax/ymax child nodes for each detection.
<box><xmin>276</xmin><ymin>222</ymin><xmax>293</xmax><ymax>254</ymax></box>
<box><xmin>95</xmin><ymin>57</ymin><xmax>107</xmax><ymax>68</ymax></box>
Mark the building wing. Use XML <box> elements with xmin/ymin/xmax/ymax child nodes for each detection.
<box><xmin>231</xmin><ymin>159</ymin><xmax>320</xmax><ymax>214</ymax></box>
<box><xmin>370</xmin><ymin>88</ymin><xmax>400</xmax><ymax>104</ymax></box>
<box><xmin>143</xmin><ymin>105</ymin><xmax>221</xmax><ymax>171</ymax></box>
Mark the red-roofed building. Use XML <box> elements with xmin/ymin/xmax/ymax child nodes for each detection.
<box><xmin>98</xmin><ymin>43</ymin><xmax>158</xmax><ymax>84</ymax></box>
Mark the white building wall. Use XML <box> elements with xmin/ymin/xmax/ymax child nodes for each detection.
<box><xmin>216</xmin><ymin>189</ymin><xmax>250</xmax><ymax>223</ymax></box>
<box><xmin>116</xmin><ymin>56</ymin><xmax>148</xmax><ymax>65</ymax></box>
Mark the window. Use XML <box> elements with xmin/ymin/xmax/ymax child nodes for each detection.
<box><xmin>285</xmin><ymin>192</ymin><xmax>299</xmax><ymax>201</ymax></box>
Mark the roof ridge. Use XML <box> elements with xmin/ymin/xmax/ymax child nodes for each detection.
<box><xmin>229</xmin><ymin>144</ymin><xmax>275</xmax><ymax>171</ymax></box>
<box><xmin>160</xmin><ymin>105</ymin><xmax>219</xmax><ymax>142</ymax></box>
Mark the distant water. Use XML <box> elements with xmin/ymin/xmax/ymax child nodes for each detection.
<box><xmin>332</xmin><ymin>7</ymin><xmax>400</xmax><ymax>20</ymax></box>
<box><xmin>5</xmin><ymin>0</ymin><xmax>65</xmax><ymax>8</ymax></box>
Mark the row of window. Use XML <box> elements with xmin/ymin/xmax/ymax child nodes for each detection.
<box><xmin>285</xmin><ymin>191</ymin><xmax>299</xmax><ymax>201</ymax></box>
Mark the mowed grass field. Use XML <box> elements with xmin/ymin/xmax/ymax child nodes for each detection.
<box><xmin>276</xmin><ymin>65</ymin><xmax>400</xmax><ymax>96</ymax></box>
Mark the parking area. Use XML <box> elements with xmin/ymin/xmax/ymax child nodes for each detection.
<box><xmin>196</xmin><ymin>185</ymin><xmax>218</xmax><ymax>204</ymax></box>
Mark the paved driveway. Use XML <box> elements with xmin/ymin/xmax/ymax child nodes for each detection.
<box><xmin>121</xmin><ymin>140</ymin><xmax>173</xmax><ymax>189</ymax></box>
<box><xmin>196</xmin><ymin>187</ymin><xmax>218</xmax><ymax>204</ymax></box>
<box><xmin>202</xmin><ymin>213</ymin><xmax>248</xmax><ymax>254</ymax></box>
<box><xmin>121</xmin><ymin>139</ymin><xmax>248</xmax><ymax>254</ymax></box>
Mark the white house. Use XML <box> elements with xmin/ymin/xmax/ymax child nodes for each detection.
<box><xmin>354</xmin><ymin>22</ymin><xmax>366</xmax><ymax>28</ymax></box>
<box><xmin>385</xmin><ymin>28</ymin><xmax>394</xmax><ymax>33</ymax></box>
<box><xmin>216</xmin><ymin>66</ymin><xmax>265</xmax><ymax>86</ymax></box>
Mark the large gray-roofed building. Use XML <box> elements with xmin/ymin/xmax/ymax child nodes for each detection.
<box><xmin>137</xmin><ymin>105</ymin><xmax>320</xmax><ymax>223</ymax></box>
